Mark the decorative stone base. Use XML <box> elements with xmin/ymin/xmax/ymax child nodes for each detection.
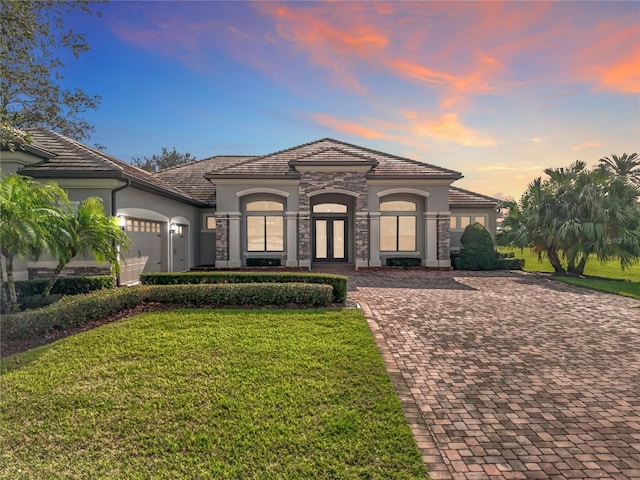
<box><xmin>356</xmin><ymin>259</ymin><xmax>369</xmax><ymax>269</ymax></box>
<box><xmin>28</xmin><ymin>266</ymin><xmax>110</xmax><ymax>280</ymax></box>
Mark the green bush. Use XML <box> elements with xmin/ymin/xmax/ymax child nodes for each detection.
<box><xmin>385</xmin><ymin>257</ymin><xmax>422</xmax><ymax>267</ymax></box>
<box><xmin>13</xmin><ymin>275</ymin><xmax>115</xmax><ymax>297</ymax></box>
<box><xmin>1</xmin><ymin>283</ymin><xmax>333</xmax><ymax>341</ymax></box>
<box><xmin>246</xmin><ymin>258</ymin><xmax>282</xmax><ymax>267</ymax></box>
<box><xmin>495</xmin><ymin>258</ymin><xmax>525</xmax><ymax>270</ymax></box>
<box><xmin>140</xmin><ymin>272</ymin><xmax>348</xmax><ymax>303</ymax></box>
<box><xmin>459</xmin><ymin>222</ymin><xmax>497</xmax><ymax>270</ymax></box>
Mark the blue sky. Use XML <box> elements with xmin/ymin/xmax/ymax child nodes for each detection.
<box><xmin>60</xmin><ymin>1</ymin><xmax>639</xmax><ymax>199</ymax></box>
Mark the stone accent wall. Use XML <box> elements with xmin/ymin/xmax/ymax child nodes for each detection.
<box><xmin>28</xmin><ymin>266</ymin><xmax>110</xmax><ymax>280</ymax></box>
<box><xmin>437</xmin><ymin>217</ymin><xmax>450</xmax><ymax>260</ymax></box>
<box><xmin>215</xmin><ymin>214</ymin><xmax>228</xmax><ymax>263</ymax></box>
<box><xmin>298</xmin><ymin>171</ymin><xmax>369</xmax><ymax>264</ymax></box>
<box><xmin>298</xmin><ymin>212</ymin><xmax>311</xmax><ymax>263</ymax></box>
<box><xmin>355</xmin><ymin>214</ymin><xmax>369</xmax><ymax>261</ymax></box>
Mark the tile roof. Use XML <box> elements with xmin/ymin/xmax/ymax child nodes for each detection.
<box><xmin>21</xmin><ymin>127</ymin><xmax>207</xmax><ymax>206</ymax></box>
<box><xmin>449</xmin><ymin>186</ymin><xmax>500</xmax><ymax>207</ymax></box>
<box><xmin>207</xmin><ymin>138</ymin><xmax>462</xmax><ymax>179</ymax></box>
<box><xmin>154</xmin><ymin>155</ymin><xmax>257</xmax><ymax>205</ymax></box>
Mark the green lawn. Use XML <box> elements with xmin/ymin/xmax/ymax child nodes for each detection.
<box><xmin>499</xmin><ymin>247</ymin><xmax>639</xmax><ymax>281</ymax></box>
<box><xmin>499</xmin><ymin>247</ymin><xmax>640</xmax><ymax>300</ymax></box>
<box><xmin>1</xmin><ymin>309</ymin><xmax>428</xmax><ymax>480</ymax></box>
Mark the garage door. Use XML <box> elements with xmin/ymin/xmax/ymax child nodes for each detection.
<box><xmin>124</xmin><ymin>218</ymin><xmax>163</xmax><ymax>274</ymax></box>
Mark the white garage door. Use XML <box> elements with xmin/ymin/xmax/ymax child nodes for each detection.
<box><xmin>124</xmin><ymin>218</ymin><xmax>163</xmax><ymax>274</ymax></box>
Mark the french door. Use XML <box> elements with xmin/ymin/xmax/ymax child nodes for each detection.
<box><xmin>313</xmin><ymin>217</ymin><xmax>347</xmax><ymax>262</ymax></box>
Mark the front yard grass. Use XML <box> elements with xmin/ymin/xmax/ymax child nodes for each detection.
<box><xmin>498</xmin><ymin>247</ymin><xmax>640</xmax><ymax>300</ymax></box>
<box><xmin>1</xmin><ymin>309</ymin><xmax>428</xmax><ymax>479</ymax></box>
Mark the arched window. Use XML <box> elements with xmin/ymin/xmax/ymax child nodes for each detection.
<box><xmin>246</xmin><ymin>200</ymin><xmax>284</xmax><ymax>252</ymax></box>
<box><xmin>312</xmin><ymin>203</ymin><xmax>347</xmax><ymax>213</ymax></box>
<box><xmin>380</xmin><ymin>200</ymin><xmax>417</xmax><ymax>251</ymax></box>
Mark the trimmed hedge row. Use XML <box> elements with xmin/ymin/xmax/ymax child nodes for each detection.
<box><xmin>385</xmin><ymin>257</ymin><xmax>422</xmax><ymax>267</ymax></box>
<box><xmin>1</xmin><ymin>283</ymin><xmax>333</xmax><ymax>341</ymax></box>
<box><xmin>11</xmin><ymin>275</ymin><xmax>115</xmax><ymax>297</ymax></box>
<box><xmin>140</xmin><ymin>272</ymin><xmax>348</xmax><ymax>303</ymax></box>
<box><xmin>450</xmin><ymin>252</ymin><xmax>525</xmax><ymax>271</ymax></box>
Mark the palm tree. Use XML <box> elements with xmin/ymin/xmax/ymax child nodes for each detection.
<box><xmin>599</xmin><ymin>153</ymin><xmax>640</xmax><ymax>185</ymax></box>
<box><xmin>43</xmin><ymin>197</ymin><xmax>130</xmax><ymax>296</ymax></box>
<box><xmin>0</xmin><ymin>174</ymin><xmax>66</xmax><ymax>311</ymax></box>
<box><xmin>518</xmin><ymin>161</ymin><xmax>640</xmax><ymax>276</ymax></box>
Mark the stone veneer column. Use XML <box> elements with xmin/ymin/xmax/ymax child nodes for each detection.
<box><xmin>437</xmin><ymin>212</ymin><xmax>451</xmax><ymax>268</ymax></box>
<box><xmin>227</xmin><ymin>212</ymin><xmax>242</xmax><ymax>268</ymax></box>
<box><xmin>298</xmin><ymin>211</ymin><xmax>311</xmax><ymax>269</ymax></box>
<box><xmin>215</xmin><ymin>213</ymin><xmax>229</xmax><ymax>268</ymax></box>
<box><xmin>424</xmin><ymin>212</ymin><xmax>439</xmax><ymax>267</ymax></box>
<box><xmin>355</xmin><ymin>212</ymin><xmax>369</xmax><ymax>268</ymax></box>
<box><xmin>368</xmin><ymin>212</ymin><xmax>381</xmax><ymax>267</ymax></box>
<box><xmin>285</xmin><ymin>211</ymin><xmax>298</xmax><ymax>267</ymax></box>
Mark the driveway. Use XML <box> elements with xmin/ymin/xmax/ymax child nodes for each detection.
<box><xmin>346</xmin><ymin>270</ymin><xmax>640</xmax><ymax>480</ymax></box>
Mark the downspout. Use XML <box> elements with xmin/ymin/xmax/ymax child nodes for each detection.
<box><xmin>110</xmin><ymin>178</ymin><xmax>131</xmax><ymax>217</ymax></box>
<box><xmin>111</xmin><ymin>179</ymin><xmax>131</xmax><ymax>286</ymax></box>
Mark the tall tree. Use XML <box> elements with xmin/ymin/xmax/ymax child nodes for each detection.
<box><xmin>599</xmin><ymin>153</ymin><xmax>640</xmax><ymax>186</ymax></box>
<box><xmin>0</xmin><ymin>174</ymin><xmax>67</xmax><ymax>311</ymax></box>
<box><xmin>132</xmin><ymin>147</ymin><xmax>197</xmax><ymax>172</ymax></box>
<box><xmin>43</xmin><ymin>197</ymin><xmax>129</xmax><ymax>296</ymax></box>
<box><xmin>512</xmin><ymin>161</ymin><xmax>640</xmax><ymax>275</ymax></box>
<box><xmin>0</xmin><ymin>0</ymin><xmax>102</xmax><ymax>145</ymax></box>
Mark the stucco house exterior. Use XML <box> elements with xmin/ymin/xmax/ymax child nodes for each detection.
<box><xmin>1</xmin><ymin>128</ymin><xmax>499</xmax><ymax>283</ymax></box>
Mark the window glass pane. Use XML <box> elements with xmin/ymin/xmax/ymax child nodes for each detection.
<box><xmin>246</xmin><ymin>200</ymin><xmax>283</xmax><ymax>211</ymax></box>
<box><xmin>265</xmin><ymin>216</ymin><xmax>284</xmax><ymax>251</ymax></box>
<box><xmin>313</xmin><ymin>203</ymin><xmax>347</xmax><ymax>213</ymax></box>
<box><xmin>247</xmin><ymin>216</ymin><xmax>265</xmax><ymax>251</ymax></box>
<box><xmin>459</xmin><ymin>216</ymin><xmax>471</xmax><ymax>229</ymax></box>
<box><xmin>315</xmin><ymin>220</ymin><xmax>327</xmax><ymax>259</ymax></box>
<box><xmin>450</xmin><ymin>217</ymin><xmax>457</xmax><ymax>230</ymax></box>
<box><xmin>206</xmin><ymin>216</ymin><xmax>216</xmax><ymax>229</ymax></box>
<box><xmin>398</xmin><ymin>216</ymin><xmax>416</xmax><ymax>251</ymax></box>
<box><xmin>133</xmin><ymin>220</ymin><xmax>139</xmax><ymax>232</ymax></box>
<box><xmin>474</xmin><ymin>216</ymin><xmax>485</xmax><ymax>227</ymax></box>
<box><xmin>380</xmin><ymin>216</ymin><xmax>398</xmax><ymax>251</ymax></box>
<box><xmin>380</xmin><ymin>200</ymin><xmax>416</xmax><ymax>212</ymax></box>
<box><xmin>333</xmin><ymin>220</ymin><xmax>345</xmax><ymax>259</ymax></box>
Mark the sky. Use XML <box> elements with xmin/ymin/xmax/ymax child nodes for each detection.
<box><xmin>59</xmin><ymin>0</ymin><xmax>640</xmax><ymax>200</ymax></box>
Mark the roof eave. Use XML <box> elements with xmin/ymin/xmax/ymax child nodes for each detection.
<box><xmin>205</xmin><ymin>173</ymin><xmax>302</xmax><ymax>180</ymax></box>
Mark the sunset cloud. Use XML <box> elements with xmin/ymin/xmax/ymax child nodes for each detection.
<box><xmin>571</xmin><ymin>142</ymin><xmax>607</xmax><ymax>152</ymax></box>
<box><xmin>312</xmin><ymin>114</ymin><xmax>389</xmax><ymax>140</ymax></box>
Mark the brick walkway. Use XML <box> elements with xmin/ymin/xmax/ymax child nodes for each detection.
<box><xmin>346</xmin><ymin>270</ymin><xmax>640</xmax><ymax>480</ymax></box>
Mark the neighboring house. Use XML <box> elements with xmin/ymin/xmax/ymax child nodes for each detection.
<box><xmin>1</xmin><ymin>129</ymin><xmax>499</xmax><ymax>282</ymax></box>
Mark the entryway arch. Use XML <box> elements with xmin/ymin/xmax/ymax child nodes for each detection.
<box><xmin>310</xmin><ymin>193</ymin><xmax>355</xmax><ymax>264</ymax></box>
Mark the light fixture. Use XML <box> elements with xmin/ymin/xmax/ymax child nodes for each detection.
<box><xmin>170</xmin><ymin>223</ymin><xmax>177</xmax><ymax>234</ymax></box>
<box><xmin>117</xmin><ymin>215</ymin><xmax>126</xmax><ymax>230</ymax></box>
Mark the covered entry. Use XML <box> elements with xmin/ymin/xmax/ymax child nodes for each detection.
<box><xmin>311</xmin><ymin>201</ymin><xmax>350</xmax><ymax>263</ymax></box>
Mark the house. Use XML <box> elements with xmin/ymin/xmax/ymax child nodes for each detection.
<box><xmin>1</xmin><ymin>128</ymin><xmax>499</xmax><ymax>283</ymax></box>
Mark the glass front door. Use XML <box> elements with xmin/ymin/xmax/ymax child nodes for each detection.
<box><xmin>313</xmin><ymin>217</ymin><xmax>347</xmax><ymax>262</ymax></box>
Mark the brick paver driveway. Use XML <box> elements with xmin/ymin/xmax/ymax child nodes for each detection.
<box><xmin>346</xmin><ymin>270</ymin><xmax>640</xmax><ymax>480</ymax></box>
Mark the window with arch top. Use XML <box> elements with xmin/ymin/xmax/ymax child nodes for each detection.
<box><xmin>380</xmin><ymin>200</ymin><xmax>417</xmax><ymax>251</ymax></box>
<box><xmin>246</xmin><ymin>199</ymin><xmax>284</xmax><ymax>252</ymax></box>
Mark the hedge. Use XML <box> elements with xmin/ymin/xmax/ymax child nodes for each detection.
<box><xmin>11</xmin><ymin>275</ymin><xmax>115</xmax><ymax>297</ymax></box>
<box><xmin>140</xmin><ymin>272</ymin><xmax>348</xmax><ymax>303</ymax></box>
<box><xmin>246</xmin><ymin>258</ymin><xmax>282</xmax><ymax>267</ymax></box>
<box><xmin>1</xmin><ymin>283</ymin><xmax>333</xmax><ymax>341</ymax></box>
<box><xmin>385</xmin><ymin>257</ymin><xmax>422</xmax><ymax>267</ymax></box>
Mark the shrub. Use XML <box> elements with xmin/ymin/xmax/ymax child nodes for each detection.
<box><xmin>459</xmin><ymin>222</ymin><xmax>497</xmax><ymax>270</ymax></box>
<box><xmin>495</xmin><ymin>258</ymin><xmax>525</xmax><ymax>270</ymax></box>
<box><xmin>1</xmin><ymin>283</ymin><xmax>333</xmax><ymax>341</ymax></box>
<box><xmin>14</xmin><ymin>275</ymin><xmax>115</xmax><ymax>297</ymax></box>
<box><xmin>385</xmin><ymin>257</ymin><xmax>422</xmax><ymax>267</ymax></box>
<box><xmin>246</xmin><ymin>258</ymin><xmax>282</xmax><ymax>267</ymax></box>
<box><xmin>140</xmin><ymin>272</ymin><xmax>348</xmax><ymax>303</ymax></box>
